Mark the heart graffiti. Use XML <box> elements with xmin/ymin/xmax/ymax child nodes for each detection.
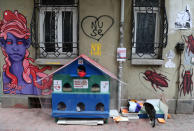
<box><xmin>81</xmin><ymin>15</ymin><xmax>114</xmax><ymax>41</ymax></box>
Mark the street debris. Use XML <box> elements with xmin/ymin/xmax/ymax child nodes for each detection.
<box><xmin>157</xmin><ymin>118</ymin><xmax>166</xmax><ymax>123</ymax></box>
<box><xmin>111</xmin><ymin>98</ymin><xmax>169</xmax><ymax>126</ymax></box>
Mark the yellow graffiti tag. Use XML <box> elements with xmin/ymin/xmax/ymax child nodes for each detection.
<box><xmin>91</xmin><ymin>43</ymin><xmax>101</xmax><ymax>56</ymax></box>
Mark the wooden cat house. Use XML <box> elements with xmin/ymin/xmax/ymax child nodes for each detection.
<box><xmin>48</xmin><ymin>54</ymin><xmax>118</xmax><ymax>121</ymax></box>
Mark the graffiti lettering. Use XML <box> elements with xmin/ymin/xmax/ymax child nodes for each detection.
<box><xmin>81</xmin><ymin>15</ymin><xmax>114</xmax><ymax>41</ymax></box>
<box><xmin>91</xmin><ymin>43</ymin><xmax>101</xmax><ymax>56</ymax></box>
<box><xmin>90</xmin><ymin>20</ymin><xmax>103</xmax><ymax>37</ymax></box>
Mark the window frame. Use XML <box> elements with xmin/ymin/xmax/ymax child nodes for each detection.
<box><xmin>131</xmin><ymin>0</ymin><xmax>169</xmax><ymax>64</ymax></box>
<box><xmin>131</xmin><ymin>0</ymin><xmax>168</xmax><ymax>65</ymax></box>
<box><xmin>132</xmin><ymin>6</ymin><xmax>161</xmax><ymax>59</ymax></box>
<box><xmin>39</xmin><ymin>7</ymin><xmax>78</xmax><ymax>58</ymax></box>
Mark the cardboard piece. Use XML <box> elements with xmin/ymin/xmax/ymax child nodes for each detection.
<box><xmin>159</xmin><ymin>94</ymin><xmax>169</xmax><ymax>120</ymax></box>
<box><xmin>159</xmin><ymin>100</ymin><xmax>168</xmax><ymax>120</ymax></box>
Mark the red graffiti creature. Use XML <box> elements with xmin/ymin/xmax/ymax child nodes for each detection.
<box><xmin>143</xmin><ymin>69</ymin><xmax>169</xmax><ymax>92</ymax></box>
<box><xmin>183</xmin><ymin>35</ymin><xmax>194</xmax><ymax>55</ymax></box>
<box><xmin>180</xmin><ymin>68</ymin><xmax>193</xmax><ymax>96</ymax></box>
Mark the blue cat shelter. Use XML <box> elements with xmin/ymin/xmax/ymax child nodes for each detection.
<box><xmin>48</xmin><ymin>54</ymin><xmax>118</xmax><ymax>121</ymax></box>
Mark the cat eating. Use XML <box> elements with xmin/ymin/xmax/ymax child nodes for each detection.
<box><xmin>143</xmin><ymin>102</ymin><xmax>156</xmax><ymax>127</ymax></box>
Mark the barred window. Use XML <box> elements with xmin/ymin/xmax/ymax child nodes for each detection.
<box><xmin>31</xmin><ymin>0</ymin><xmax>79</xmax><ymax>61</ymax></box>
<box><xmin>131</xmin><ymin>0</ymin><xmax>168</xmax><ymax>64</ymax></box>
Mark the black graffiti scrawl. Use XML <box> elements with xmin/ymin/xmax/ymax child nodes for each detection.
<box><xmin>81</xmin><ymin>15</ymin><xmax>114</xmax><ymax>41</ymax></box>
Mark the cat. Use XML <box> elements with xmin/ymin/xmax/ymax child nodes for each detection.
<box><xmin>143</xmin><ymin>102</ymin><xmax>156</xmax><ymax>127</ymax></box>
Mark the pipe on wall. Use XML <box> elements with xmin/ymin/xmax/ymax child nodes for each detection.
<box><xmin>118</xmin><ymin>0</ymin><xmax>125</xmax><ymax>111</ymax></box>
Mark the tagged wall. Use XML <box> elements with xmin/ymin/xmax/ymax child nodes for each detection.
<box><xmin>121</xmin><ymin>0</ymin><xmax>194</xmax><ymax>108</ymax></box>
<box><xmin>0</xmin><ymin>0</ymin><xmax>194</xmax><ymax>111</ymax></box>
<box><xmin>166</xmin><ymin>0</ymin><xmax>194</xmax><ymax>101</ymax></box>
<box><xmin>79</xmin><ymin>0</ymin><xmax>120</xmax><ymax>109</ymax></box>
<box><xmin>79</xmin><ymin>0</ymin><xmax>120</xmax><ymax>75</ymax></box>
<box><xmin>0</xmin><ymin>0</ymin><xmax>120</xmax><ymax>108</ymax></box>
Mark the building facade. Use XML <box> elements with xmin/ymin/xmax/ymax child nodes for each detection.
<box><xmin>0</xmin><ymin>0</ymin><xmax>194</xmax><ymax>113</ymax></box>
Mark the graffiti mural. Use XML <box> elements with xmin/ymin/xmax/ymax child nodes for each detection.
<box><xmin>141</xmin><ymin>69</ymin><xmax>169</xmax><ymax>92</ymax></box>
<box><xmin>81</xmin><ymin>15</ymin><xmax>114</xmax><ymax>41</ymax></box>
<box><xmin>183</xmin><ymin>34</ymin><xmax>194</xmax><ymax>65</ymax></box>
<box><xmin>180</xmin><ymin>68</ymin><xmax>193</xmax><ymax>96</ymax></box>
<box><xmin>184</xmin><ymin>34</ymin><xmax>194</xmax><ymax>55</ymax></box>
<box><xmin>0</xmin><ymin>10</ymin><xmax>52</xmax><ymax>95</ymax></box>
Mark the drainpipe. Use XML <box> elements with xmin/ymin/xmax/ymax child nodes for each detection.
<box><xmin>118</xmin><ymin>0</ymin><xmax>125</xmax><ymax>111</ymax></box>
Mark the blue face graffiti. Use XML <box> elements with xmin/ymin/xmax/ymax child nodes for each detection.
<box><xmin>3</xmin><ymin>33</ymin><xmax>30</xmax><ymax>62</ymax></box>
<box><xmin>0</xmin><ymin>10</ymin><xmax>52</xmax><ymax>95</ymax></box>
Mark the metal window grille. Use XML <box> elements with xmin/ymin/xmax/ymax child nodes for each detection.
<box><xmin>131</xmin><ymin>0</ymin><xmax>168</xmax><ymax>59</ymax></box>
<box><xmin>30</xmin><ymin>0</ymin><xmax>79</xmax><ymax>59</ymax></box>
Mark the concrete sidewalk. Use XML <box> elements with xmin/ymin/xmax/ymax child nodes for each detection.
<box><xmin>0</xmin><ymin>107</ymin><xmax>194</xmax><ymax>131</ymax></box>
